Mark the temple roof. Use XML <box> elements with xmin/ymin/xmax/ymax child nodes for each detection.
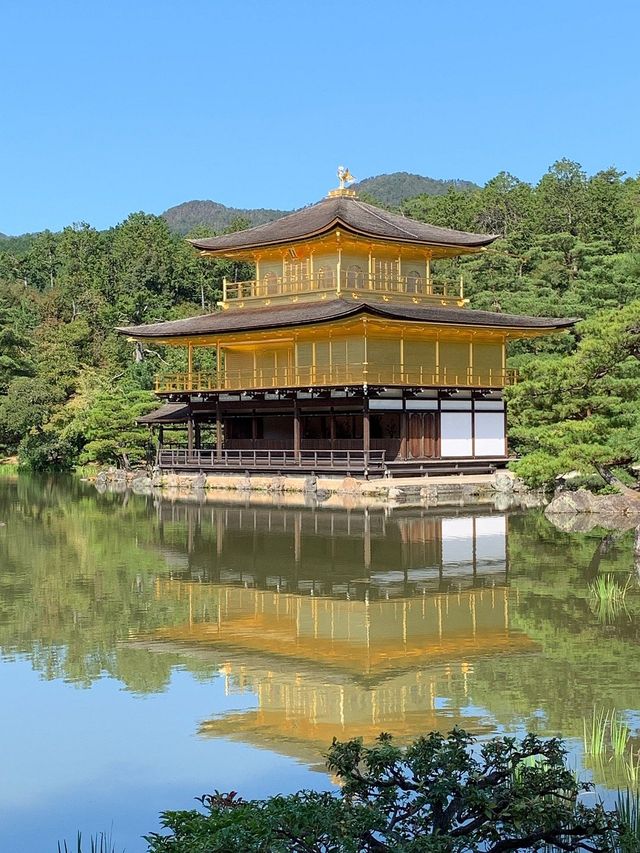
<box><xmin>118</xmin><ymin>298</ymin><xmax>577</xmax><ymax>340</ymax></box>
<box><xmin>137</xmin><ymin>402</ymin><xmax>189</xmax><ymax>424</ymax></box>
<box><xmin>189</xmin><ymin>195</ymin><xmax>498</xmax><ymax>254</ymax></box>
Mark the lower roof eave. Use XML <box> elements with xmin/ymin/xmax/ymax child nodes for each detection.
<box><xmin>116</xmin><ymin>298</ymin><xmax>579</xmax><ymax>342</ymax></box>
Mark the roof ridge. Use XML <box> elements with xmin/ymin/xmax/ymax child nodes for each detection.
<box><xmin>350</xmin><ymin>198</ymin><xmax>421</xmax><ymax>240</ymax></box>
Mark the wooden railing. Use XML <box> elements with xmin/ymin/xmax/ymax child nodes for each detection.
<box><xmin>157</xmin><ymin>448</ymin><xmax>387</xmax><ymax>473</ymax></box>
<box><xmin>223</xmin><ymin>271</ymin><xmax>463</xmax><ymax>302</ymax></box>
<box><xmin>155</xmin><ymin>365</ymin><xmax>517</xmax><ymax>393</ymax></box>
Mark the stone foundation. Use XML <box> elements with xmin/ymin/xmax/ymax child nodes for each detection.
<box><xmin>93</xmin><ymin>466</ymin><xmax>541</xmax><ymax>510</ymax></box>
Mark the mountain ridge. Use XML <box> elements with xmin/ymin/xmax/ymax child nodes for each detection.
<box><xmin>0</xmin><ymin>172</ymin><xmax>479</xmax><ymax>242</ymax></box>
<box><xmin>161</xmin><ymin>171</ymin><xmax>479</xmax><ymax>235</ymax></box>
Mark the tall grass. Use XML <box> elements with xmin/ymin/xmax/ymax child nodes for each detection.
<box><xmin>615</xmin><ymin>788</ymin><xmax>640</xmax><ymax>851</ymax></box>
<box><xmin>74</xmin><ymin>464</ymin><xmax>101</xmax><ymax>479</ymax></box>
<box><xmin>589</xmin><ymin>574</ymin><xmax>631</xmax><ymax>623</ymax></box>
<box><xmin>612</xmin><ymin>715</ymin><xmax>632</xmax><ymax>757</ymax></box>
<box><xmin>627</xmin><ymin>747</ymin><xmax>640</xmax><ymax>788</ymax></box>
<box><xmin>583</xmin><ymin>708</ymin><xmax>610</xmax><ymax>756</ymax></box>
<box><xmin>57</xmin><ymin>831</ymin><xmax>121</xmax><ymax>853</ymax></box>
<box><xmin>583</xmin><ymin>709</ymin><xmax>632</xmax><ymax>756</ymax></box>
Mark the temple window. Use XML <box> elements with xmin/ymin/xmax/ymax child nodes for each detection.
<box><xmin>374</xmin><ymin>258</ymin><xmax>399</xmax><ymax>283</ymax></box>
<box><xmin>317</xmin><ymin>265</ymin><xmax>334</xmax><ymax>287</ymax></box>
<box><xmin>283</xmin><ymin>257</ymin><xmax>308</xmax><ymax>284</ymax></box>
<box><xmin>262</xmin><ymin>271</ymin><xmax>278</xmax><ymax>296</ymax></box>
<box><xmin>346</xmin><ymin>264</ymin><xmax>365</xmax><ymax>288</ymax></box>
<box><xmin>406</xmin><ymin>270</ymin><xmax>422</xmax><ymax>294</ymax></box>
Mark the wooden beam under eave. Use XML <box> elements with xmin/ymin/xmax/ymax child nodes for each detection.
<box><xmin>124</xmin><ymin>316</ymin><xmax>572</xmax><ymax>350</ymax></box>
<box><xmin>195</xmin><ymin>232</ymin><xmax>489</xmax><ymax>264</ymax></box>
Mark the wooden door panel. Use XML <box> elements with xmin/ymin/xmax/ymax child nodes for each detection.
<box><xmin>408</xmin><ymin>412</ymin><xmax>439</xmax><ymax>459</ymax></box>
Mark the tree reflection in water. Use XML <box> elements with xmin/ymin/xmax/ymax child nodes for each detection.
<box><xmin>0</xmin><ymin>475</ymin><xmax>638</xmax><ymax>780</ymax></box>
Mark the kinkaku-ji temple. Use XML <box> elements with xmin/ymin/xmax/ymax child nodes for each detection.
<box><xmin>119</xmin><ymin>168</ymin><xmax>575</xmax><ymax>477</ymax></box>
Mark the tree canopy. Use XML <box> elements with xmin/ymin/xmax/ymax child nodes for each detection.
<box><xmin>146</xmin><ymin>729</ymin><xmax>633</xmax><ymax>852</ymax></box>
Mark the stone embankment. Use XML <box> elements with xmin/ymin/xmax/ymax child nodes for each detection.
<box><xmin>545</xmin><ymin>487</ymin><xmax>640</xmax><ymax>532</ymax></box>
<box><xmin>93</xmin><ymin>467</ymin><xmax>541</xmax><ymax>509</ymax></box>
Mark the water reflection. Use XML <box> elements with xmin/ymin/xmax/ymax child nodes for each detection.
<box><xmin>1</xmin><ymin>476</ymin><xmax>639</xmax><ymax>779</ymax></box>
<box><xmin>158</xmin><ymin>502</ymin><xmax>510</xmax><ymax>594</ymax></box>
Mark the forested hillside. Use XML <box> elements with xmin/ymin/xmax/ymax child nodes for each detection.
<box><xmin>161</xmin><ymin>200</ymin><xmax>288</xmax><ymax>236</ymax></box>
<box><xmin>0</xmin><ymin>159</ymin><xmax>638</xmax><ymax>484</ymax></box>
<box><xmin>353</xmin><ymin>172</ymin><xmax>478</xmax><ymax>206</ymax></box>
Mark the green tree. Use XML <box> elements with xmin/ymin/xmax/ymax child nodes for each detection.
<box><xmin>507</xmin><ymin>301</ymin><xmax>640</xmax><ymax>486</ymax></box>
<box><xmin>0</xmin><ymin>302</ymin><xmax>32</xmax><ymax>394</ymax></box>
<box><xmin>146</xmin><ymin>730</ymin><xmax>623</xmax><ymax>852</ymax></box>
<box><xmin>72</xmin><ymin>378</ymin><xmax>158</xmax><ymax>467</ymax></box>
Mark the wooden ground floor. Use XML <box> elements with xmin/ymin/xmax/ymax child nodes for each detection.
<box><xmin>143</xmin><ymin>388</ymin><xmax>509</xmax><ymax>477</ymax></box>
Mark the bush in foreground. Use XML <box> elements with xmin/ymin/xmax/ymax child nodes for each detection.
<box><xmin>145</xmin><ymin>729</ymin><xmax>638</xmax><ymax>852</ymax></box>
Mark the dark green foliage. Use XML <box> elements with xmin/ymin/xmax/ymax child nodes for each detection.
<box><xmin>0</xmin><ymin>212</ymin><xmax>240</xmax><ymax>468</ymax></box>
<box><xmin>74</xmin><ymin>381</ymin><xmax>158</xmax><ymax>467</ymax></box>
<box><xmin>162</xmin><ymin>200</ymin><xmax>287</xmax><ymax>236</ymax></box>
<box><xmin>353</xmin><ymin>172</ymin><xmax>479</xmax><ymax>207</ymax></box>
<box><xmin>146</xmin><ymin>729</ymin><xmax>626</xmax><ymax>852</ymax></box>
<box><xmin>0</xmin><ymin>302</ymin><xmax>32</xmax><ymax>393</ymax></box>
<box><xmin>507</xmin><ymin>301</ymin><xmax>640</xmax><ymax>486</ymax></box>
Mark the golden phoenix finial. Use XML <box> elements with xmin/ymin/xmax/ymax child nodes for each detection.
<box><xmin>337</xmin><ymin>165</ymin><xmax>356</xmax><ymax>190</ymax></box>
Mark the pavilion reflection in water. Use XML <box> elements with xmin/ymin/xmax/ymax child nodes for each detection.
<box><xmin>156</xmin><ymin>503</ymin><xmax>511</xmax><ymax>596</ymax></box>
<box><xmin>142</xmin><ymin>504</ymin><xmax>535</xmax><ymax>763</ymax></box>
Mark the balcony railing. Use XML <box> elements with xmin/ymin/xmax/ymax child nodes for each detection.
<box><xmin>222</xmin><ymin>271</ymin><xmax>464</xmax><ymax>303</ymax></box>
<box><xmin>157</xmin><ymin>448</ymin><xmax>387</xmax><ymax>473</ymax></box>
<box><xmin>155</xmin><ymin>364</ymin><xmax>517</xmax><ymax>394</ymax></box>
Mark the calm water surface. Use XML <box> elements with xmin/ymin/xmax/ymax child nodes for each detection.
<box><xmin>0</xmin><ymin>476</ymin><xmax>639</xmax><ymax>851</ymax></box>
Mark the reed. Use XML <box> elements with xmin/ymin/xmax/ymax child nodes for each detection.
<box><xmin>626</xmin><ymin>747</ymin><xmax>640</xmax><ymax>789</ymax></box>
<box><xmin>57</xmin><ymin>831</ymin><xmax>120</xmax><ymax>853</ymax></box>
<box><xmin>589</xmin><ymin>575</ymin><xmax>630</xmax><ymax>623</ymax></box>
<box><xmin>615</xmin><ymin>788</ymin><xmax>640</xmax><ymax>850</ymax></box>
<box><xmin>612</xmin><ymin>715</ymin><xmax>632</xmax><ymax>757</ymax></box>
<box><xmin>583</xmin><ymin>707</ymin><xmax>610</xmax><ymax>756</ymax></box>
<box><xmin>74</xmin><ymin>464</ymin><xmax>101</xmax><ymax>479</ymax></box>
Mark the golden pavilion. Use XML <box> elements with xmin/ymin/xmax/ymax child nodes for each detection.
<box><xmin>120</xmin><ymin>169</ymin><xmax>575</xmax><ymax>477</ymax></box>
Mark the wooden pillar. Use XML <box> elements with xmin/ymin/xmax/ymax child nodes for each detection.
<box><xmin>400</xmin><ymin>394</ymin><xmax>408</xmax><ymax>460</ymax></box>
<box><xmin>158</xmin><ymin>425</ymin><xmax>164</xmax><ymax>448</ymax></box>
<box><xmin>293</xmin><ymin>398</ymin><xmax>301</xmax><ymax>460</ymax></box>
<box><xmin>216</xmin><ymin>398</ymin><xmax>222</xmax><ymax>460</ymax></box>
<box><xmin>330</xmin><ymin>410</ymin><xmax>336</xmax><ymax>450</ymax></box>
<box><xmin>251</xmin><ymin>412</ymin><xmax>257</xmax><ymax>447</ymax></box>
<box><xmin>363</xmin><ymin>396</ymin><xmax>370</xmax><ymax>476</ymax></box>
<box><xmin>187</xmin><ymin>411</ymin><xmax>195</xmax><ymax>455</ymax></box>
<box><xmin>194</xmin><ymin>421</ymin><xmax>201</xmax><ymax>450</ymax></box>
<box><xmin>363</xmin><ymin>509</ymin><xmax>371</xmax><ymax>570</ymax></box>
<box><xmin>187</xmin><ymin>344</ymin><xmax>193</xmax><ymax>390</ymax></box>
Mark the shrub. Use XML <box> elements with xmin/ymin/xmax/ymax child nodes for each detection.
<box><xmin>146</xmin><ymin>729</ymin><xmax>626</xmax><ymax>852</ymax></box>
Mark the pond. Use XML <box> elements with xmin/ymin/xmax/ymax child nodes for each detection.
<box><xmin>0</xmin><ymin>476</ymin><xmax>639</xmax><ymax>852</ymax></box>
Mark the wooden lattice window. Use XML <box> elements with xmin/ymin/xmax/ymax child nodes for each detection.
<box><xmin>262</xmin><ymin>271</ymin><xmax>278</xmax><ymax>296</ymax></box>
<box><xmin>373</xmin><ymin>257</ymin><xmax>399</xmax><ymax>283</ymax></box>
<box><xmin>346</xmin><ymin>264</ymin><xmax>365</xmax><ymax>288</ymax></box>
<box><xmin>283</xmin><ymin>257</ymin><xmax>309</xmax><ymax>284</ymax></box>
<box><xmin>406</xmin><ymin>270</ymin><xmax>422</xmax><ymax>294</ymax></box>
<box><xmin>317</xmin><ymin>265</ymin><xmax>334</xmax><ymax>287</ymax></box>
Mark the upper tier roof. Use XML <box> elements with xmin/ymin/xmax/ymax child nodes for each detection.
<box><xmin>189</xmin><ymin>195</ymin><xmax>498</xmax><ymax>254</ymax></box>
<box><xmin>118</xmin><ymin>299</ymin><xmax>577</xmax><ymax>340</ymax></box>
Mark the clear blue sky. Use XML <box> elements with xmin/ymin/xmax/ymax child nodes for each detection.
<box><xmin>2</xmin><ymin>0</ymin><xmax>639</xmax><ymax>235</ymax></box>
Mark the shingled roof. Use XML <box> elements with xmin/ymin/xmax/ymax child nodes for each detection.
<box><xmin>189</xmin><ymin>195</ymin><xmax>497</xmax><ymax>254</ymax></box>
<box><xmin>117</xmin><ymin>299</ymin><xmax>577</xmax><ymax>340</ymax></box>
<box><xmin>137</xmin><ymin>403</ymin><xmax>189</xmax><ymax>424</ymax></box>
